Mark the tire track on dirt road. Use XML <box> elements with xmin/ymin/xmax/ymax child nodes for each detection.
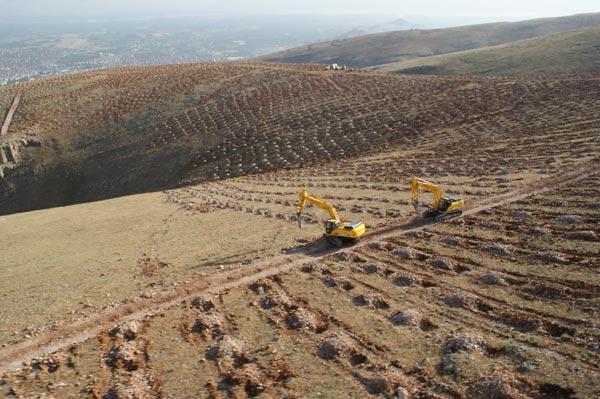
<box><xmin>1</xmin><ymin>159</ymin><xmax>598</xmax><ymax>374</ymax></box>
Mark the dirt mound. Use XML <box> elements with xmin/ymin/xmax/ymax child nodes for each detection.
<box><xmin>442</xmin><ymin>292</ymin><xmax>481</xmax><ymax>310</ymax></box>
<box><xmin>484</xmin><ymin>243</ymin><xmax>512</xmax><ymax>257</ymax></box>
<box><xmin>323</xmin><ymin>277</ymin><xmax>355</xmax><ymax>290</ymax></box>
<box><xmin>30</xmin><ymin>353</ymin><xmax>66</xmax><ymax>373</ymax></box>
<box><xmin>353</xmin><ymin>293</ymin><xmax>390</xmax><ymax>309</ymax></box>
<box><xmin>564</xmin><ymin>230</ymin><xmax>598</xmax><ymax>241</ymax></box>
<box><xmin>476</xmin><ymin>272</ymin><xmax>507</xmax><ymax>286</ymax></box>
<box><xmin>515</xmin><ymin>211</ymin><xmax>533</xmax><ymax>221</ymax></box>
<box><xmin>356</xmin><ymin>369</ymin><xmax>411</xmax><ymax>396</ymax></box>
<box><xmin>500</xmin><ymin>312</ymin><xmax>541</xmax><ymax>332</ymax></box>
<box><xmin>392</xmin><ymin>247</ymin><xmax>415</xmax><ymax>260</ymax></box>
<box><xmin>110</xmin><ymin>321</ymin><xmax>141</xmax><ymax>341</ymax></box>
<box><xmin>285</xmin><ymin>308</ymin><xmax>318</xmax><ymax>331</ymax></box>
<box><xmin>556</xmin><ymin>214</ymin><xmax>581</xmax><ymax>224</ymax></box>
<box><xmin>106</xmin><ymin>370</ymin><xmax>156</xmax><ymax>399</ymax></box>
<box><xmin>369</xmin><ymin>241</ymin><xmax>394</xmax><ymax>251</ymax></box>
<box><xmin>260</xmin><ymin>291</ymin><xmax>292</xmax><ymax>310</ymax></box>
<box><xmin>207</xmin><ymin>335</ymin><xmax>245</xmax><ymax>360</ymax></box>
<box><xmin>467</xmin><ymin>369</ymin><xmax>575</xmax><ymax>399</ymax></box>
<box><xmin>361</xmin><ymin>263</ymin><xmax>381</xmax><ymax>274</ymax></box>
<box><xmin>429</xmin><ymin>257</ymin><xmax>454</xmax><ymax>271</ymax></box>
<box><xmin>191</xmin><ymin>296</ymin><xmax>216</xmax><ymax>311</ymax></box>
<box><xmin>390</xmin><ymin>309</ymin><xmax>422</xmax><ymax>326</ymax></box>
<box><xmin>531</xmin><ymin>227</ymin><xmax>550</xmax><ymax>236</ymax></box>
<box><xmin>192</xmin><ymin>313</ymin><xmax>225</xmax><ymax>338</ymax></box>
<box><xmin>539</xmin><ymin>251</ymin><xmax>568</xmax><ymax>263</ymax></box>
<box><xmin>106</xmin><ymin>341</ymin><xmax>145</xmax><ymax>371</ymax></box>
<box><xmin>316</xmin><ymin>333</ymin><xmax>366</xmax><ymax>364</ymax></box>
<box><xmin>394</xmin><ymin>273</ymin><xmax>419</xmax><ymax>287</ymax></box>
<box><xmin>443</xmin><ymin>333</ymin><xmax>487</xmax><ymax>353</ymax></box>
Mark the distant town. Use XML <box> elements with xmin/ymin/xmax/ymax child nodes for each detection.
<box><xmin>0</xmin><ymin>15</ymin><xmax>403</xmax><ymax>85</ymax></box>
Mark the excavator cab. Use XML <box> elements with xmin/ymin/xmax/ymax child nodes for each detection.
<box><xmin>297</xmin><ymin>188</ymin><xmax>366</xmax><ymax>247</ymax></box>
<box><xmin>325</xmin><ymin>219</ymin><xmax>339</xmax><ymax>234</ymax></box>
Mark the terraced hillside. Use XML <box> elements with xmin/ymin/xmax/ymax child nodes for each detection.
<box><xmin>1</xmin><ymin>61</ymin><xmax>600</xmax><ymax>215</ymax></box>
<box><xmin>0</xmin><ymin>66</ymin><xmax>599</xmax><ymax>397</ymax></box>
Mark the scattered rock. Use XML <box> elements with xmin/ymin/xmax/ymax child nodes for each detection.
<box><xmin>476</xmin><ymin>272</ymin><xmax>506</xmax><ymax>286</ymax></box>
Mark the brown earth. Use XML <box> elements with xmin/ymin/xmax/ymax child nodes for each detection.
<box><xmin>0</xmin><ymin>61</ymin><xmax>599</xmax><ymax>398</ymax></box>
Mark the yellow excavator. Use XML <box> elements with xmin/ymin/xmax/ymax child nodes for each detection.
<box><xmin>297</xmin><ymin>188</ymin><xmax>366</xmax><ymax>248</ymax></box>
<box><xmin>411</xmin><ymin>177</ymin><xmax>464</xmax><ymax>221</ymax></box>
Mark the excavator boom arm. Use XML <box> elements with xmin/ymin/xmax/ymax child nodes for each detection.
<box><xmin>411</xmin><ymin>177</ymin><xmax>443</xmax><ymax>210</ymax></box>
<box><xmin>297</xmin><ymin>189</ymin><xmax>339</xmax><ymax>221</ymax></box>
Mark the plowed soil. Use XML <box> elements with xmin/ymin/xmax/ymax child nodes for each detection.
<box><xmin>0</xmin><ymin>62</ymin><xmax>599</xmax><ymax>398</ymax></box>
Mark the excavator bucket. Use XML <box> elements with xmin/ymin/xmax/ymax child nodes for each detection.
<box><xmin>412</xmin><ymin>201</ymin><xmax>420</xmax><ymax>214</ymax></box>
<box><xmin>297</xmin><ymin>213</ymin><xmax>305</xmax><ymax>228</ymax></box>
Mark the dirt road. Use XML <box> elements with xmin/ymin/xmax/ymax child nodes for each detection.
<box><xmin>1</xmin><ymin>92</ymin><xmax>21</xmax><ymax>136</ymax></box>
<box><xmin>0</xmin><ymin>159</ymin><xmax>598</xmax><ymax>374</ymax></box>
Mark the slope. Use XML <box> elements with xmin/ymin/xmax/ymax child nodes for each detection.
<box><xmin>261</xmin><ymin>12</ymin><xmax>600</xmax><ymax>68</ymax></box>
<box><xmin>3</xmin><ymin>61</ymin><xmax>600</xmax><ymax>216</ymax></box>
<box><xmin>375</xmin><ymin>26</ymin><xmax>600</xmax><ymax>75</ymax></box>
<box><xmin>1</xmin><ymin>91</ymin><xmax>599</xmax><ymax>397</ymax></box>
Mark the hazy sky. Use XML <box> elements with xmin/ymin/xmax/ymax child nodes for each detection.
<box><xmin>1</xmin><ymin>0</ymin><xmax>598</xmax><ymax>19</ymax></box>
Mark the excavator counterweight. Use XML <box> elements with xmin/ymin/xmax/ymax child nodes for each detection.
<box><xmin>296</xmin><ymin>188</ymin><xmax>366</xmax><ymax>247</ymax></box>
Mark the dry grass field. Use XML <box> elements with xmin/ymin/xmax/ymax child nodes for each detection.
<box><xmin>0</xmin><ymin>61</ymin><xmax>599</xmax><ymax>398</ymax></box>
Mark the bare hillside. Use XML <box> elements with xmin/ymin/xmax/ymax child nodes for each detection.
<box><xmin>1</xmin><ymin>98</ymin><xmax>599</xmax><ymax>397</ymax></box>
<box><xmin>262</xmin><ymin>12</ymin><xmax>600</xmax><ymax>69</ymax></box>
<box><xmin>376</xmin><ymin>26</ymin><xmax>600</xmax><ymax>75</ymax></box>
